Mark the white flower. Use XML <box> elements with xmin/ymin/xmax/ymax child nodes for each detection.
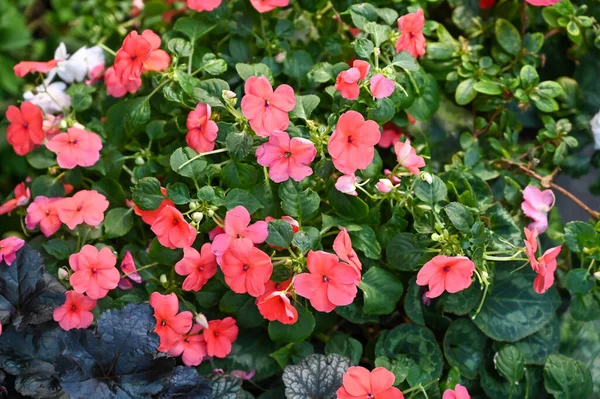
<box><xmin>23</xmin><ymin>82</ymin><xmax>71</xmax><ymax>114</ymax></box>
<box><xmin>47</xmin><ymin>43</ymin><xmax>105</xmax><ymax>84</ymax></box>
<box><xmin>591</xmin><ymin>110</ymin><xmax>600</xmax><ymax>150</ymax></box>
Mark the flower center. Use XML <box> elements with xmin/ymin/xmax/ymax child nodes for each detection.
<box><xmin>172</xmin><ymin>218</ymin><xmax>179</xmax><ymax>226</ymax></box>
<box><xmin>243</xmin><ymin>264</ymin><xmax>250</xmax><ymax>271</ymax></box>
<box><xmin>284</xmin><ymin>152</ymin><xmax>292</xmax><ymax>158</ymax></box>
<box><xmin>264</xmin><ymin>100</ymin><xmax>270</xmax><ymax>108</ymax></box>
<box><xmin>92</xmin><ymin>268</ymin><xmax>98</xmax><ymax>275</ymax></box>
<box><xmin>323</xmin><ymin>275</ymin><xmax>329</xmax><ymax>283</ymax></box>
<box><xmin>161</xmin><ymin>319</ymin><xmax>167</xmax><ymax>326</ymax></box>
<box><xmin>443</xmin><ymin>266</ymin><xmax>451</xmax><ymax>273</ymax></box>
<box><xmin>347</xmin><ymin>136</ymin><xmax>355</xmax><ymax>144</ymax></box>
<box><xmin>71</xmin><ymin>305</ymin><xmax>77</xmax><ymax>312</ymax></box>
<box><xmin>22</xmin><ymin>123</ymin><xmax>29</xmax><ymax>130</ymax></box>
<box><xmin>214</xmin><ymin>332</ymin><xmax>220</xmax><ymax>337</ymax></box>
<box><xmin>77</xmin><ymin>205</ymin><xmax>84</xmax><ymax>211</ymax></box>
<box><xmin>69</xmin><ymin>139</ymin><xmax>78</xmax><ymax>145</ymax></box>
<box><xmin>198</xmin><ymin>265</ymin><xmax>205</xmax><ymax>272</ymax></box>
<box><xmin>367</xmin><ymin>393</ymin><xmax>375</xmax><ymax>399</ymax></box>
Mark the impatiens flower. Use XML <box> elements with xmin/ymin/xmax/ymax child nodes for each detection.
<box><xmin>5</xmin><ymin>101</ymin><xmax>45</xmax><ymax>156</ymax></box>
<box><xmin>384</xmin><ymin>168</ymin><xmax>402</xmax><ymax>184</ymax></box>
<box><xmin>168</xmin><ymin>324</ymin><xmax>208</xmax><ymax>366</ymax></box>
<box><xmin>187</xmin><ymin>0</ymin><xmax>222</xmax><ymax>12</ymax></box>
<box><xmin>133</xmin><ymin>187</ymin><xmax>175</xmax><ymax>225</ymax></box>
<box><xmin>23</xmin><ymin>82</ymin><xmax>72</xmax><ymax>114</ymax></box>
<box><xmin>395</xmin><ymin>9</ymin><xmax>426</xmax><ymax>58</ymax></box>
<box><xmin>377</xmin><ymin>178</ymin><xmax>394</xmax><ymax>193</ymax></box>
<box><xmin>186</xmin><ymin>103</ymin><xmax>218</xmax><ymax>153</ymax></box>
<box><xmin>53</xmin><ymin>291</ymin><xmax>97</xmax><ymax>331</ymax></box>
<box><xmin>230</xmin><ymin>370</ymin><xmax>256</xmax><ymax>380</ymax></box>
<box><xmin>335</xmin><ymin>174</ymin><xmax>358</xmax><ymax>196</ymax></box>
<box><xmin>395</xmin><ymin>139</ymin><xmax>426</xmax><ymax>175</ymax></box>
<box><xmin>337</xmin><ymin>366</ymin><xmax>404</xmax><ymax>399</ymax></box>
<box><xmin>479</xmin><ymin>0</ymin><xmax>496</xmax><ymax>8</ymax></box>
<box><xmin>0</xmin><ymin>182</ymin><xmax>30</xmax><ymax>215</ymax></box>
<box><xmin>150</xmin><ymin>292</ymin><xmax>193</xmax><ymax>352</ymax></box>
<box><xmin>416</xmin><ymin>255</ymin><xmax>475</xmax><ymax>298</ymax></box>
<box><xmin>521</xmin><ymin>185</ymin><xmax>555</xmax><ymax>234</ymax></box>
<box><xmin>250</xmin><ymin>0</ymin><xmax>289</xmax><ymax>13</ymax></box>
<box><xmin>256</xmin><ymin>130</ymin><xmax>317</xmax><ymax>183</ymax></box>
<box><xmin>46</xmin><ymin>127</ymin><xmax>103</xmax><ymax>169</ymax></box>
<box><xmin>370</xmin><ymin>74</ymin><xmax>395</xmax><ymax>99</ymax></box>
<box><xmin>151</xmin><ymin>205</ymin><xmax>197</xmax><ymax>249</ymax></box>
<box><xmin>264</xmin><ymin>216</ymin><xmax>299</xmax><ymax>233</ymax></box>
<box><xmin>43</xmin><ymin>114</ymin><xmax>63</xmax><ymax>139</ymax></box>
<box><xmin>328</xmin><ymin>111</ymin><xmax>381</xmax><ymax>175</ymax></box>
<box><xmin>13</xmin><ymin>59</ymin><xmax>59</xmax><ymax>77</ymax></box>
<box><xmin>442</xmin><ymin>384</ymin><xmax>471</xmax><ymax>399</ymax></box>
<box><xmin>0</xmin><ymin>237</ymin><xmax>25</xmax><ymax>266</ymax></box>
<box><xmin>524</xmin><ymin>227</ymin><xmax>538</xmax><ymax>268</ymax></box>
<box><xmin>211</xmin><ymin>206</ymin><xmax>268</xmax><ymax>258</ymax></box>
<box><xmin>378</xmin><ymin>123</ymin><xmax>403</xmax><ymax>148</ymax></box>
<box><xmin>591</xmin><ymin>109</ymin><xmax>600</xmax><ymax>150</ymax></box>
<box><xmin>333</xmin><ymin>228</ymin><xmax>362</xmax><ymax>278</ymax></box>
<box><xmin>335</xmin><ymin>60</ymin><xmax>370</xmax><ymax>100</ymax></box>
<box><xmin>105</xmin><ymin>66</ymin><xmax>142</xmax><ymax>97</ymax></box>
<box><xmin>533</xmin><ymin>246</ymin><xmax>562</xmax><ymax>294</ymax></box>
<box><xmin>203</xmin><ymin>317</ymin><xmax>239</xmax><ymax>358</ymax></box>
<box><xmin>294</xmin><ymin>250</ymin><xmax>359</xmax><ymax>312</ymax></box>
<box><xmin>56</xmin><ymin>190</ymin><xmax>109</xmax><ymax>230</ymax></box>
<box><xmin>525</xmin><ymin>0</ymin><xmax>561</xmax><ymax>6</ymax></box>
<box><xmin>209</xmin><ymin>226</ymin><xmax>225</xmax><ymax>241</ymax></box>
<box><xmin>69</xmin><ymin>245</ymin><xmax>119</xmax><ymax>299</ymax></box>
<box><xmin>241</xmin><ymin>75</ymin><xmax>296</xmax><ymax>137</ymax></box>
<box><xmin>175</xmin><ymin>243</ymin><xmax>218</xmax><ymax>292</ymax></box>
<box><xmin>49</xmin><ymin>43</ymin><xmax>105</xmax><ymax>83</ymax></box>
<box><xmin>256</xmin><ymin>279</ymin><xmax>298</xmax><ymax>324</ymax></box>
<box><xmin>114</xmin><ymin>31</ymin><xmax>149</xmax><ymax>82</ymax></box>
<box><xmin>220</xmin><ymin>238</ymin><xmax>273</xmax><ymax>297</ymax></box>
<box><xmin>119</xmin><ymin>250</ymin><xmax>142</xmax><ymax>290</ymax></box>
<box><xmin>25</xmin><ymin>196</ymin><xmax>62</xmax><ymax>237</ymax></box>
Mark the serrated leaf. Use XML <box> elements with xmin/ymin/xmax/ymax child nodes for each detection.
<box><xmin>282</xmin><ymin>354</ymin><xmax>350</xmax><ymax>399</ymax></box>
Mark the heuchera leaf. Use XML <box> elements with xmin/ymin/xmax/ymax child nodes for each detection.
<box><xmin>158</xmin><ymin>366</ymin><xmax>211</xmax><ymax>398</ymax></box>
<box><xmin>282</xmin><ymin>354</ymin><xmax>350</xmax><ymax>399</ymax></box>
<box><xmin>207</xmin><ymin>375</ymin><xmax>242</xmax><ymax>399</ymax></box>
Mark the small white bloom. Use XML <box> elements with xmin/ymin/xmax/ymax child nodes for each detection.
<box><xmin>421</xmin><ymin>172</ymin><xmax>433</xmax><ymax>184</ymax></box>
<box><xmin>590</xmin><ymin>110</ymin><xmax>600</xmax><ymax>150</ymax></box>
<box><xmin>48</xmin><ymin>43</ymin><xmax>105</xmax><ymax>84</ymax></box>
<box><xmin>23</xmin><ymin>82</ymin><xmax>71</xmax><ymax>114</ymax></box>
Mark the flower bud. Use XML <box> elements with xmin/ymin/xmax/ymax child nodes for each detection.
<box><xmin>159</xmin><ymin>274</ymin><xmax>168</xmax><ymax>285</ymax></box>
<box><xmin>72</xmin><ymin>122</ymin><xmax>85</xmax><ymax>130</ymax></box>
<box><xmin>192</xmin><ymin>212</ymin><xmax>204</xmax><ymax>222</ymax></box>
<box><xmin>207</xmin><ymin>209</ymin><xmax>215</xmax><ymax>217</ymax></box>
<box><xmin>422</xmin><ymin>172</ymin><xmax>433</xmax><ymax>184</ymax></box>
<box><xmin>223</xmin><ymin>90</ymin><xmax>236</xmax><ymax>99</ymax></box>
<box><xmin>275</xmin><ymin>52</ymin><xmax>286</xmax><ymax>63</ymax></box>
<box><xmin>134</xmin><ymin>156</ymin><xmax>145</xmax><ymax>165</ymax></box>
<box><xmin>594</xmin><ymin>271</ymin><xmax>600</xmax><ymax>281</ymax></box>
<box><xmin>59</xmin><ymin>119</ymin><xmax>68</xmax><ymax>129</ymax></box>
<box><xmin>189</xmin><ymin>201</ymin><xmax>199</xmax><ymax>210</ymax></box>
<box><xmin>373</xmin><ymin>47</ymin><xmax>381</xmax><ymax>57</ymax></box>
<box><xmin>195</xmin><ymin>313</ymin><xmax>209</xmax><ymax>329</ymax></box>
<box><xmin>58</xmin><ymin>268</ymin><xmax>69</xmax><ymax>280</ymax></box>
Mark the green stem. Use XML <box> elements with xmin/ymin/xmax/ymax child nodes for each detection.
<box><xmin>177</xmin><ymin>148</ymin><xmax>228</xmax><ymax>171</ymax></box>
<box><xmin>122</xmin><ymin>262</ymin><xmax>158</xmax><ymax>278</ymax></box>
<box><xmin>98</xmin><ymin>42</ymin><xmax>116</xmax><ymax>56</ymax></box>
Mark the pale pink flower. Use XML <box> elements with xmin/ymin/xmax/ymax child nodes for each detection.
<box><xmin>0</xmin><ymin>237</ymin><xmax>25</xmax><ymax>266</ymax></box>
<box><xmin>521</xmin><ymin>185</ymin><xmax>555</xmax><ymax>234</ymax></box>
<box><xmin>376</xmin><ymin>179</ymin><xmax>394</xmax><ymax>193</ymax></box>
<box><xmin>370</xmin><ymin>74</ymin><xmax>395</xmax><ymax>99</ymax></box>
<box><xmin>394</xmin><ymin>139</ymin><xmax>426</xmax><ymax>175</ymax></box>
<box><xmin>46</xmin><ymin>127</ymin><xmax>103</xmax><ymax>169</ymax></box>
<box><xmin>250</xmin><ymin>0</ymin><xmax>289</xmax><ymax>13</ymax></box>
<box><xmin>335</xmin><ymin>174</ymin><xmax>358</xmax><ymax>196</ymax></box>
<box><xmin>25</xmin><ymin>196</ymin><xmax>62</xmax><ymax>237</ymax></box>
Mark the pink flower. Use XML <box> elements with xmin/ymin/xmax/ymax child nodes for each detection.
<box><xmin>250</xmin><ymin>0</ymin><xmax>289</xmax><ymax>13</ymax></box>
<box><xmin>524</xmin><ymin>227</ymin><xmax>538</xmax><ymax>269</ymax></box>
<box><xmin>533</xmin><ymin>246</ymin><xmax>561</xmax><ymax>294</ymax></box>
<box><xmin>211</xmin><ymin>206</ymin><xmax>268</xmax><ymax>258</ymax></box>
<box><xmin>168</xmin><ymin>324</ymin><xmax>208</xmax><ymax>366</ymax></box>
<box><xmin>150</xmin><ymin>292</ymin><xmax>193</xmax><ymax>352</ymax></box>
<box><xmin>395</xmin><ymin>139</ymin><xmax>426</xmax><ymax>175</ymax></box>
<box><xmin>0</xmin><ymin>182</ymin><xmax>31</xmax><ymax>215</ymax></box>
<box><xmin>175</xmin><ymin>243</ymin><xmax>218</xmax><ymax>291</ymax></box>
<box><xmin>384</xmin><ymin>168</ymin><xmax>402</xmax><ymax>184</ymax></box>
<box><xmin>46</xmin><ymin>127</ymin><xmax>103</xmax><ymax>169</ymax></box>
<box><xmin>0</xmin><ymin>237</ymin><xmax>25</xmax><ymax>266</ymax></box>
<box><xmin>204</xmin><ymin>317</ymin><xmax>238</xmax><ymax>358</ymax></box>
<box><xmin>14</xmin><ymin>60</ymin><xmax>60</xmax><ymax>77</ymax></box>
<box><xmin>25</xmin><ymin>196</ymin><xmax>62</xmax><ymax>237</ymax></box>
<box><xmin>294</xmin><ymin>250</ymin><xmax>359</xmax><ymax>312</ymax></box>
<box><xmin>186</xmin><ymin>103</ymin><xmax>218</xmax><ymax>153</ymax></box>
<box><xmin>416</xmin><ymin>255</ymin><xmax>475</xmax><ymax>298</ymax></box>
<box><xmin>525</xmin><ymin>0</ymin><xmax>561</xmax><ymax>6</ymax></box>
<box><xmin>370</xmin><ymin>74</ymin><xmax>395</xmax><ymax>99</ymax></box>
<box><xmin>5</xmin><ymin>102</ymin><xmax>45</xmax><ymax>156</ymax></box>
<box><xmin>43</xmin><ymin>114</ymin><xmax>63</xmax><ymax>139</ymax></box>
<box><xmin>335</xmin><ymin>60</ymin><xmax>370</xmax><ymax>100</ymax></box>
<box><xmin>241</xmin><ymin>75</ymin><xmax>296</xmax><ymax>137</ymax></box>
<box><xmin>479</xmin><ymin>0</ymin><xmax>496</xmax><ymax>8</ymax></box>
<box><xmin>133</xmin><ymin>187</ymin><xmax>175</xmax><ymax>225</ymax></box>
<box><xmin>53</xmin><ymin>291</ymin><xmax>97</xmax><ymax>331</ymax></box>
<box><xmin>337</xmin><ymin>366</ymin><xmax>404</xmax><ymax>399</ymax></box>
<box><xmin>256</xmin><ymin>279</ymin><xmax>298</xmax><ymax>324</ymax></box>
<box><xmin>69</xmin><ymin>245</ymin><xmax>120</xmax><ymax>299</ymax></box>
<box><xmin>264</xmin><ymin>216</ymin><xmax>299</xmax><ymax>233</ymax></box>
<box><xmin>220</xmin><ymin>238</ymin><xmax>273</xmax><ymax>297</ymax></box>
<box><xmin>378</xmin><ymin>123</ymin><xmax>403</xmax><ymax>148</ymax></box>
<box><xmin>376</xmin><ymin>179</ymin><xmax>394</xmax><ymax>193</ymax></box>
<box><xmin>209</xmin><ymin>226</ymin><xmax>225</xmax><ymax>241</ymax></box>
<box><xmin>256</xmin><ymin>131</ymin><xmax>316</xmax><ymax>183</ymax></box>
<box><xmin>114</xmin><ymin>30</ymin><xmax>170</xmax><ymax>83</ymax></box>
<box><xmin>335</xmin><ymin>174</ymin><xmax>358</xmax><ymax>196</ymax></box>
<box><xmin>56</xmin><ymin>190</ymin><xmax>109</xmax><ymax>230</ymax></box>
<box><xmin>521</xmin><ymin>185</ymin><xmax>555</xmax><ymax>234</ymax></box>
<box><xmin>395</xmin><ymin>9</ymin><xmax>426</xmax><ymax>58</ymax></box>
<box><xmin>105</xmin><ymin>66</ymin><xmax>142</xmax><ymax>97</ymax></box>
<box><xmin>328</xmin><ymin>111</ymin><xmax>381</xmax><ymax>174</ymax></box>
<box><xmin>120</xmin><ymin>250</ymin><xmax>142</xmax><ymax>284</ymax></box>
<box><xmin>187</xmin><ymin>0</ymin><xmax>222</xmax><ymax>12</ymax></box>
<box><xmin>442</xmin><ymin>384</ymin><xmax>471</xmax><ymax>399</ymax></box>
<box><xmin>333</xmin><ymin>228</ymin><xmax>362</xmax><ymax>279</ymax></box>
<box><xmin>151</xmin><ymin>205</ymin><xmax>197</xmax><ymax>249</ymax></box>
<box><xmin>230</xmin><ymin>370</ymin><xmax>256</xmax><ymax>380</ymax></box>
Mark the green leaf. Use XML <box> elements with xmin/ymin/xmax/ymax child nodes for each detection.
<box><xmin>166</xmin><ymin>183</ymin><xmax>191</xmax><ymax>205</ymax></box>
<box><xmin>564</xmin><ymin>221</ymin><xmax>598</xmax><ymax>253</ymax></box>
<box><xmin>170</xmin><ymin>147</ymin><xmax>207</xmax><ymax>180</ymax></box>
<box><xmin>513</xmin><ymin>317</ymin><xmax>560</xmax><ymax>365</ymax></box>
<box><xmin>367</xmin><ymin>98</ymin><xmax>395</xmax><ymax>124</ymax></box>
<box><xmin>219</xmin><ymin>292</ymin><xmax>264</xmax><ymax>328</ymax></box>
<box><xmin>532</xmin><ymin>96</ymin><xmax>559</xmax><ymax>112</ymax></box>
<box><xmin>132</xmin><ymin>177</ymin><xmax>165</xmax><ymax>211</ymax></box>
<box><xmin>543</xmin><ymin>354</ymin><xmax>593</xmax><ymax>399</ymax></box>
<box><xmin>537</xmin><ymin>81</ymin><xmax>563</xmax><ymax>98</ymax></box>
<box><xmin>349</xmin><ymin>226</ymin><xmax>381</xmax><ymax>260</ymax></box>
<box><xmin>444</xmin><ymin>202</ymin><xmax>474</xmax><ymax>233</ymax></box>
<box><xmin>360</xmin><ymin>267</ymin><xmax>403</xmax><ymax>315</ymax></box>
<box><xmin>43</xmin><ymin>239</ymin><xmax>75</xmax><ymax>260</ymax></box>
<box><xmin>473</xmin><ymin>80</ymin><xmax>503</xmax><ymax>95</ymax></box>
<box><xmin>267</xmin><ymin>220</ymin><xmax>294</xmax><ymax>249</ymax></box>
<box><xmin>278</xmin><ymin>181</ymin><xmax>320</xmax><ymax>222</ymax></box>
<box><xmin>495</xmin><ymin>19</ymin><xmax>522</xmax><ymax>55</ymax></box>
<box><xmin>565</xmin><ymin>269</ymin><xmax>594</xmax><ymax>295</ymax></box>
<box><xmin>193</xmin><ymin>79</ymin><xmax>230</xmax><ymax>107</ymax></box>
<box><xmin>328</xmin><ymin>189</ymin><xmax>368</xmax><ymax>220</ymax></box>
<box><xmin>270</xmin><ymin>342</ymin><xmax>314</xmax><ymax>369</ymax></box>
<box><xmin>148</xmin><ymin>238</ymin><xmax>183</xmax><ymax>265</ymax></box>
<box><xmin>496</xmin><ymin>345</ymin><xmax>525</xmax><ymax>384</ymax></box>
<box><xmin>290</xmin><ymin>95</ymin><xmax>320</xmax><ymax>120</ymax></box>
<box><xmin>167</xmin><ymin>38</ymin><xmax>192</xmax><ymax>57</ymax></box>
<box><xmin>222</xmin><ymin>162</ymin><xmax>257</xmax><ymax>188</ymax></box>
<box><xmin>226</xmin><ymin>189</ymin><xmax>263</xmax><ymax>214</ymax></box>
<box><xmin>353</xmin><ymin>38</ymin><xmax>374</xmax><ymax>58</ymax></box>
<box><xmin>31</xmin><ymin>175</ymin><xmax>65</xmax><ymax>198</ymax></box>
<box><xmin>363</xmin><ymin>22</ymin><xmax>391</xmax><ymax>47</ymax></box>
<box><xmin>391</xmin><ymin>51</ymin><xmax>420</xmax><ymax>71</ymax></box>
<box><xmin>325</xmin><ymin>332</ymin><xmax>363</xmax><ymax>365</ymax></box>
<box><xmin>126</xmin><ymin>97</ymin><xmax>151</xmax><ymax>127</ymax></box>
<box><xmin>520</xmin><ymin>65</ymin><xmax>540</xmax><ymax>88</ymax></box>
<box><xmin>415</xmin><ymin>175</ymin><xmax>448</xmax><ymax>203</ymax></box>
<box><xmin>455</xmin><ymin>78</ymin><xmax>477</xmax><ymax>105</ymax></box>
<box><xmin>268</xmin><ymin>306</ymin><xmax>315</xmax><ymax>342</ymax></box>
<box><xmin>443</xmin><ymin>319</ymin><xmax>488</xmax><ymax>379</ymax></box>
<box><xmin>374</xmin><ymin>356</ymin><xmax>411</xmax><ymax>385</ymax></box>
<box><xmin>103</xmin><ymin>208</ymin><xmax>133</xmax><ymax>238</ymax></box>
<box><xmin>235</xmin><ymin>63</ymin><xmax>273</xmax><ymax>83</ymax></box>
<box><xmin>404</xmin><ymin>277</ymin><xmax>425</xmax><ymax>325</ymax></box>
<box><xmin>407</xmin><ymin>74</ymin><xmax>440</xmax><ymax>121</ymax></box>
<box><xmin>571</xmin><ymin>292</ymin><xmax>600</xmax><ymax>321</ymax></box>
<box><xmin>291</xmin><ymin>227</ymin><xmax>320</xmax><ymax>254</ymax></box>
<box><xmin>174</xmin><ymin>15</ymin><xmax>215</xmax><ymax>42</ymax></box>
<box><xmin>386</xmin><ymin>233</ymin><xmax>429</xmax><ymax>271</ymax></box>
<box><xmin>26</xmin><ymin>147</ymin><xmax>57</xmax><ymax>169</ymax></box>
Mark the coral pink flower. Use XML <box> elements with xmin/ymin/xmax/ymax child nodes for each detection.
<box><xmin>250</xmin><ymin>0</ymin><xmax>289</xmax><ymax>13</ymax></box>
<box><xmin>256</xmin><ymin>131</ymin><xmax>316</xmax><ymax>183</ymax></box>
<box><xmin>256</xmin><ymin>280</ymin><xmax>297</xmax><ymax>324</ymax></box>
<box><xmin>0</xmin><ymin>182</ymin><xmax>30</xmax><ymax>215</ymax></box>
<box><xmin>526</xmin><ymin>0</ymin><xmax>561</xmax><ymax>5</ymax></box>
<box><xmin>532</xmin><ymin>246</ymin><xmax>561</xmax><ymax>294</ymax></box>
<box><xmin>378</xmin><ymin>123</ymin><xmax>403</xmax><ymax>148</ymax></box>
<box><xmin>114</xmin><ymin>30</ymin><xmax>170</xmax><ymax>84</ymax></box>
<box><xmin>395</xmin><ymin>9</ymin><xmax>426</xmax><ymax>58</ymax></box>
<box><xmin>204</xmin><ymin>317</ymin><xmax>238</xmax><ymax>358</ymax></box>
<box><xmin>175</xmin><ymin>243</ymin><xmax>218</xmax><ymax>292</ymax></box>
<box><xmin>211</xmin><ymin>206</ymin><xmax>268</xmax><ymax>258</ymax></box>
<box><xmin>186</xmin><ymin>103</ymin><xmax>218</xmax><ymax>153</ymax></box>
<box><xmin>220</xmin><ymin>238</ymin><xmax>273</xmax><ymax>297</ymax></box>
<box><xmin>151</xmin><ymin>205</ymin><xmax>197</xmax><ymax>249</ymax></box>
<box><xmin>416</xmin><ymin>256</ymin><xmax>475</xmax><ymax>298</ymax></box>
<box><xmin>69</xmin><ymin>245</ymin><xmax>119</xmax><ymax>299</ymax></box>
<box><xmin>377</xmin><ymin>179</ymin><xmax>394</xmax><ymax>193</ymax></box>
<box><xmin>337</xmin><ymin>366</ymin><xmax>404</xmax><ymax>399</ymax></box>
<box><xmin>45</xmin><ymin>127</ymin><xmax>103</xmax><ymax>169</ymax></box>
<box><xmin>370</xmin><ymin>74</ymin><xmax>395</xmax><ymax>99</ymax></box>
<box><xmin>241</xmin><ymin>75</ymin><xmax>296</xmax><ymax>137</ymax></box>
<box><xmin>13</xmin><ymin>60</ymin><xmax>60</xmax><ymax>77</ymax></box>
<box><xmin>294</xmin><ymin>250</ymin><xmax>359</xmax><ymax>312</ymax></box>
<box><xmin>119</xmin><ymin>250</ymin><xmax>142</xmax><ymax>287</ymax></box>
<box><xmin>335</xmin><ymin>174</ymin><xmax>358</xmax><ymax>196</ymax></box>
<box><xmin>25</xmin><ymin>196</ymin><xmax>62</xmax><ymax>237</ymax></box>
<box><xmin>104</xmin><ymin>66</ymin><xmax>142</xmax><ymax>97</ymax></box>
<box><xmin>521</xmin><ymin>185</ymin><xmax>555</xmax><ymax>234</ymax></box>
<box><xmin>209</xmin><ymin>226</ymin><xmax>225</xmax><ymax>241</ymax></box>
<box><xmin>5</xmin><ymin>102</ymin><xmax>45</xmax><ymax>156</ymax></box>
<box><xmin>168</xmin><ymin>324</ymin><xmax>208</xmax><ymax>366</ymax></box>
<box><xmin>443</xmin><ymin>384</ymin><xmax>471</xmax><ymax>399</ymax></box>
<box><xmin>328</xmin><ymin>111</ymin><xmax>381</xmax><ymax>174</ymax></box>
<box><xmin>56</xmin><ymin>190</ymin><xmax>109</xmax><ymax>230</ymax></box>
<box><xmin>479</xmin><ymin>0</ymin><xmax>496</xmax><ymax>7</ymax></box>
<box><xmin>395</xmin><ymin>139</ymin><xmax>426</xmax><ymax>175</ymax></box>
<box><xmin>187</xmin><ymin>0</ymin><xmax>222</xmax><ymax>11</ymax></box>
<box><xmin>333</xmin><ymin>228</ymin><xmax>362</xmax><ymax>278</ymax></box>
<box><xmin>150</xmin><ymin>292</ymin><xmax>193</xmax><ymax>352</ymax></box>
<box><xmin>335</xmin><ymin>60</ymin><xmax>370</xmax><ymax>100</ymax></box>
<box><xmin>0</xmin><ymin>237</ymin><xmax>25</xmax><ymax>266</ymax></box>
<box><xmin>53</xmin><ymin>291</ymin><xmax>97</xmax><ymax>331</ymax></box>
<box><xmin>133</xmin><ymin>187</ymin><xmax>175</xmax><ymax>225</ymax></box>
<box><xmin>524</xmin><ymin>227</ymin><xmax>538</xmax><ymax>269</ymax></box>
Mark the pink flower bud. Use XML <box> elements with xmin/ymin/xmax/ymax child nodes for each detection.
<box><xmin>376</xmin><ymin>179</ymin><xmax>394</xmax><ymax>193</ymax></box>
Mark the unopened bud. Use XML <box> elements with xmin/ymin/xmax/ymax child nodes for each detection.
<box><xmin>189</xmin><ymin>201</ymin><xmax>199</xmax><ymax>210</ymax></box>
<box><xmin>422</xmin><ymin>172</ymin><xmax>433</xmax><ymax>184</ymax></box>
<box><xmin>58</xmin><ymin>268</ymin><xmax>69</xmax><ymax>280</ymax></box>
<box><xmin>130</xmin><ymin>177</ymin><xmax>137</xmax><ymax>185</ymax></box>
<box><xmin>72</xmin><ymin>122</ymin><xmax>85</xmax><ymax>130</ymax></box>
<box><xmin>223</xmin><ymin>90</ymin><xmax>236</xmax><ymax>99</ymax></box>
<box><xmin>134</xmin><ymin>156</ymin><xmax>145</xmax><ymax>165</ymax></box>
<box><xmin>275</xmin><ymin>52</ymin><xmax>286</xmax><ymax>63</ymax></box>
<box><xmin>373</xmin><ymin>47</ymin><xmax>381</xmax><ymax>57</ymax></box>
<box><xmin>192</xmin><ymin>212</ymin><xmax>204</xmax><ymax>222</ymax></box>
<box><xmin>195</xmin><ymin>313</ymin><xmax>209</xmax><ymax>329</ymax></box>
<box><xmin>159</xmin><ymin>274</ymin><xmax>168</xmax><ymax>284</ymax></box>
<box><xmin>482</xmin><ymin>270</ymin><xmax>489</xmax><ymax>280</ymax></box>
<box><xmin>59</xmin><ymin>119</ymin><xmax>68</xmax><ymax>129</ymax></box>
<box><xmin>431</xmin><ymin>233</ymin><xmax>441</xmax><ymax>241</ymax></box>
<box><xmin>594</xmin><ymin>271</ymin><xmax>600</xmax><ymax>281</ymax></box>
<box><xmin>207</xmin><ymin>209</ymin><xmax>215</xmax><ymax>217</ymax></box>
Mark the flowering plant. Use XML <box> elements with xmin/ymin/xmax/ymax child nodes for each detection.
<box><xmin>1</xmin><ymin>0</ymin><xmax>599</xmax><ymax>398</ymax></box>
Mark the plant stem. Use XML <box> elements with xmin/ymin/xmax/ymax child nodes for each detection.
<box><xmin>98</xmin><ymin>43</ymin><xmax>116</xmax><ymax>56</ymax></box>
<box><xmin>177</xmin><ymin>148</ymin><xmax>228</xmax><ymax>171</ymax></box>
<box><xmin>122</xmin><ymin>262</ymin><xmax>158</xmax><ymax>278</ymax></box>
